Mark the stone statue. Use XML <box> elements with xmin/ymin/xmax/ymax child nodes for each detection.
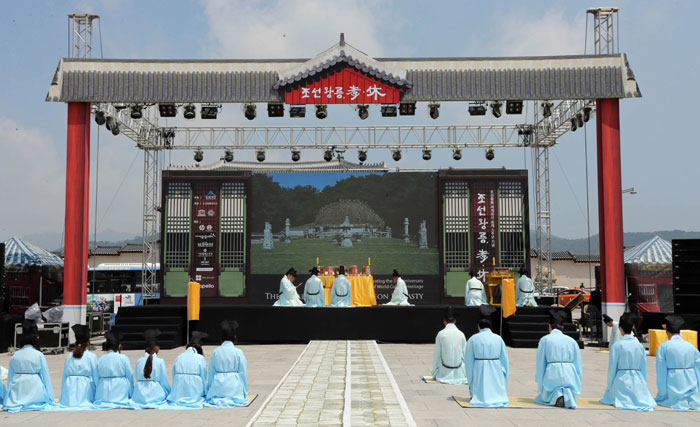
<box><xmin>419</xmin><ymin>220</ymin><xmax>428</xmax><ymax>249</ymax></box>
<box><xmin>404</xmin><ymin>217</ymin><xmax>410</xmax><ymax>244</ymax></box>
<box><xmin>386</xmin><ymin>226</ymin><xmax>392</xmax><ymax>238</ymax></box>
<box><xmin>340</xmin><ymin>216</ymin><xmax>353</xmax><ymax>248</ymax></box>
<box><xmin>284</xmin><ymin>218</ymin><xmax>291</xmax><ymax>244</ymax></box>
<box><xmin>263</xmin><ymin>222</ymin><xmax>274</xmax><ymax>249</ymax></box>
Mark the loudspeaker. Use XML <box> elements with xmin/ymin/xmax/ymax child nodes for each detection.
<box><xmin>673</xmin><ymin>283</ymin><xmax>700</xmax><ymax>296</ymax></box>
<box><xmin>674</xmin><ymin>295</ymin><xmax>700</xmax><ymax>314</ymax></box>
<box><xmin>673</xmin><ymin>239</ymin><xmax>700</xmax><ymax>252</ymax></box>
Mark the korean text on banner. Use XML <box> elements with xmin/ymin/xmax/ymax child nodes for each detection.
<box><xmin>187</xmin><ymin>281</ymin><xmax>201</xmax><ymax>321</ymax></box>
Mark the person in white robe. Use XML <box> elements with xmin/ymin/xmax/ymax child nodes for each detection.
<box><xmin>604</xmin><ymin>314</ymin><xmax>622</xmax><ymax>348</ymax></box>
<box><xmin>655</xmin><ymin>315</ymin><xmax>700</xmax><ymax>410</ymax></box>
<box><xmin>515</xmin><ymin>269</ymin><xmax>537</xmax><ymax>307</ymax></box>
<box><xmin>303</xmin><ymin>267</ymin><xmax>325</xmax><ymax>307</ymax></box>
<box><xmin>465</xmin><ymin>271</ymin><xmax>487</xmax><ymax>306</ymax></box>
<box><xmin>432</xmin><ymin>307</ymin><xmax>468</xmax><ymax>384</ymax></box>
<box><xmin>385</xmin><ymin>269</ymin><xmax>412</xmax><ymax>306</ymax></box>
<box><xmin>273</xmin><ymin>268</ymin><xmax>304</xmax><ymax>306</ymax></box>
<box><xmin>330</xmin><ymin>266</ymin><xmax>353</xmax><ymax>307</ymax></box>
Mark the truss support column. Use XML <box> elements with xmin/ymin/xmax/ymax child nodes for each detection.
<box><xmin>596</xmin><ymin>98</ymin><xmax>625</xmax><ymax>329</ymax></box>
<box><xmin>63</xmin><ymin>102</ymin><xmax>90</xmax><ymax>333</ymax></box>
<box><xmin>533</xmin><ymin>145</ymin><xmax>552</xmax><ymax>292</ymax></box>
<box><xmin>141</xmin><ymin>148</ymin><xmax>159</xmax><ymax>303</ymax></box>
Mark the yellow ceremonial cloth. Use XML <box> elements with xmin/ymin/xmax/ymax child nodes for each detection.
<box><xmin>187</xmin><ymin>281</ymin><xmax>200</xmax><ymax>321</ymax></box>
<box><xmin>649</xmin><ymin>329</ymin><xmax>698</xmax><ymax>356</ymax></box>
<box><xmin>682</xmin><ymin>330</ymin><xmax>698</xmax><ymax>349</ymax></box>
<box><xmin>501</xmin><ymin>279</ymin><xmax>516</xmax><ymax>318</ymax></box>
<box><xmin>320</xmin><ymin>275</ymin><xmax>377</xmax><ymax>306</ymax></box>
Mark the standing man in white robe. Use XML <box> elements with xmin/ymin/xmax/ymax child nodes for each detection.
<box><xmin>303</xmin><ymin>267</ymin><xmax>325</xmax><ymax>307</ymax></box>
<box><xmin>465</xmin><ymin>270</ymin><xmax>487</xmax><ymax>306</ymax></box>
<box><xmin>432</xmin><ymin>307</ymin><xmax>468</xmax><ymax>384</ymax></box>
<box><xmin>604</xmin><ymin>314</ymin><xmax>622</xmax><ymax>347</ymax></box>
<box><xmin>385</xmin><ymin>269</ymin><xmax>412</xmax><ymax>306</ymax></box>
<box><xmin>330</xmin><ymin>266</ymin><xmax>353</xmax><ymax>307</ymax></box>
<box><xmin>655</xmin><ymin>315</ymin><xmax>700</xmax><ymax>410</ymax></box>
<box><xmin>516</xmin><ymin>269</ymin><xmax>537</xmax><ymax>307</ymax></box>
<box><xmin>273</xmin><ymin>268</ymin><xmax>304</xmax><ymax>306</ymax></box>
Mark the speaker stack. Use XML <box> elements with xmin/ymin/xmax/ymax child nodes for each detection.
<box><xmin>672</xmin><ymin>239</ymin><xmax>700</xmax><ymax>314</ymax></box>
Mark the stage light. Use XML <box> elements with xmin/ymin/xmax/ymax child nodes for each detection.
<box><xmin>381</xmin><ymin>105</ymin><xmax>397</xmax><ymax>117</ymax></box>
<box><xmin>428</xmin><ymin>103</ymin><xmax>440</xmax><ymax>119</ymax></box>
<box><xmin>485</xmin><ymin>147</ymin><xmax>495</xmax><ymax>161</ymax></box>
<box><xmin>130</xmin><ymin>105</ymin><xmax>143</xmax><ymax>119</ymax></box>
<box><xmin>158</xmin><ymin>103</ymin><xmax>177</xmax><ymax>117</ymax></box>
<box><xmin>392</xmin><ymin>148</ymin><xmax>402</xmax><ymax>161</ymax></box>
<box><xmin>201</xmin><ymin>104</ymin><xmax>220</xmax><ymax>119</ymax></box>
<box><xmin>290</xmin><ymin>106</ymin><xmax>306</xmax><ymax>118</ymax></box>
<box><xmin>491</xmin><ymin>101</ymin><xmax>503</xmax><ymax>118</ymax></box>
<box><xmin>224</xmin><ymin>150</ymin><xmax>234</xmax><ymax>163</ymax></box>
<box><xmin>110</xmin><ymin>122</ymin><xmax>120</xmax><ymax>136</ymax></box>
<box><xmin>576</xmin><ymin>113</ymin><xmax>584</xmax><ymax>128</ymax></box>
<box><xmin>315</xmin><ymin>105</ymin><xmax>328</xmax><ymax>119</ymax></box>
<box><xmin>468</xmin><ymin>102</ymin><xmax>487</xmax><ymax>116</ymax></box>
<box><xmin>183</xmin><ymin>104</ymin><xmax>196</xmax><ymax>120</ymax></box>
<box><xmin>570</xmin><ymin>117</ymin><xmax>578</xmax><ymax>132</ymax></box>
<box><xmin>452</xmin><ymin>148</ymin><xmax>462</xmax><ymax>160</ymax></box>
<box><xmin>358</xmin><ymin>149</ymin><xmax>367</xmax><ymax>162</ymax></box>
<box><xmin>323</xmin><ymin>148</ymin><xmax>334</xmax><ymax>162</ymax></box>
<box><xmin>422</xmin><ymin>148</ymin><xmax>432</xmax><ymax>161</ymax></box>
<box><xmin>244</xmin><ymin>103</ymin><xmax>256</xmax><ymax>120</ymax></box>
<box><xmin>399</xmin><ymin>102</ymin><xmax>416</xmax><ymax>116</ymax></box>
<box><xmin>506</xmin><ymin>100</ymin><xmax>523</xmax><ymax>115</ymax></box>
<box><xmin>105</xmin><ymin>116</ymin><xmax>115</xmax><ymax>131</ymax></box>
<box><xmin>161</xmin><ymin>128</ymin><xmax>175</xmax><ymax>148</ymax></box>
<box><xmin>267</xmin><ymin>103</ymin><xmax>284</xmax><ymax>117</ymax></box>
<box><xmin>256</xmin><ymin>149</ymin><xmax>266</xmax><ymax>162</ymax></box>
<box><xmin>291</xmin><ymin>149</ymin><xmax>301</xmax><ymax>162</ymax></box>
<box><xmin>583</xmin><ymin>106</ymin><xmax>592</xmax><ymax>122</ymax></box>
<box><xmin>94</xmin><ymin>110</ymin><xmax>106</xmax><ymax>126</ymax></box>
<box><xmin>193</xmin><ymin>149</ymin><xmax>203</xmax><ymax>163</ymax></box>
<box><xmin>541</xmin><ymin>101</ymin><xmax>553</xmax><ymax>118</ymax></box>
<box><xmin>356</xmin><ymin>105</ymin><xmax>369</xmax><ymax>120</ymax></box>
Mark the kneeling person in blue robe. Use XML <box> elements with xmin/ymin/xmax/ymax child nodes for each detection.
<box><xmin>330</xmin><ymin>266</ymin><xmax>353</xmax><ymax>307</ymax></box>
<box><xmin>94</xmin><ymin>331</ymin><xmax>133</xmax><ymax>409</ymax></box>
<box><xmin>58</xmin><ymin>324</ymin><xmax>99</xmax><ymax>409</ymax></box>
<box><xmin>600</xmin><ymin>313</ymin><xmax>656</xmax><ymax>411</ymax></box>
<box><xmin>432</xmin><ymin>307</ymin><xmax>468</xmax><ymax>384</ymax></box>
<box><xmin>465</xmin><ymin>305</ymin><xmax>509</xmax><ymax>407</ymax></box>
<box><xmin>515</xmin><ymin>269</ymin><xmax>537</xmax><ymax>307</ymax></box>
<box><xmin>655</xmin><ymin>315</ymin><xmax>700</xmax><ymax>410</ymax></box>
<box><xmin>205</xmin><ymin>320</ymin><xmax>248</xmax><ymax>407</ymax></box>
<box><xmin>535</xmin><ymin>310</ymin><xmax>582</xmax><ymax>408</ymax></box>
<box><xmin>131</xmin><ymin>329</ymin><xmax>170</xmax><ymax>409</ymax></box>
<box><xmin>167</xmin><ymin>331</ymin><xmax>208</xmax><ymax>408</ymax></box>
<box><xmin>303</xmin><ymin>267</ymin><xmax>325</xmax><ymax>307</ymax></box>
<box><xmin>4</xmin><ymin>320</ymin><xmax>55</xmax><ymax>412</ymax></box>
<box><xmin>604</xmin><ymin>314</ymin><xmax>622</xmax><ymax>348</ymax></box>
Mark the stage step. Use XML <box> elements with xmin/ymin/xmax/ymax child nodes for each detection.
<box><xmin>119</xmin><ymin>340</ymin><xmax>178</xmax><ymax>351</ymax></box>
<box><xmin>112</xmin><ymin>309</ymin><xmax>185</xmax><ymax>350</ymax></box>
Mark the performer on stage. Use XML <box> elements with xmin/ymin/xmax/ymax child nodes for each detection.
<box><xmin>273</xmin><ymin>267</ymin><xmax>304</xmax><ymax>306</ymax></box>
<box><xmin>330</xmin><ymin>266</ymin><xmax>353</xmax><ymax>307</ymax></box>
<box><xmin>303</xmin><ymin>267</ymin><xmax>325</xmax><ymax>307</ymax></box>
<box><xmin>94</xmin><ymin>331</ymin><xmax>133</xmax><ymax>409</ymax></box>
<box><xmin>167</xmin><ymin>331</ymin><xmax>208</xmax><ymax>409</ymax></box>
<box><xmin>58</xmin><ymin>324</ymin><xmax>98</xmax><ymax>409</ymax></box>
<box><xmin>385</xmin><ymin>269</ymin><xmax>412</xmax><ymax>306</ymax></box>
<box><xmin>534</xmin><ymin>310</ymin><xmax>582</xmax><ymax>409</ymax></box>
<box><xmin>515</xmin><ymin>269</ymin><xmax>537</xmax><ymax>307</ymax></box>
<box><xmin>205</xmin><ymin>320</ymin><xmax>248</xmax><ymax>407</ymax></box>
<box><xmin>600</xmin><ymin>313</ymin><xmax>656</xmax><ymax>411</ymax></box>
<box><xmin>432</xmin><ymin>307</ymin><xmax>468</xmax><ymax>384</ymax></box>
<box><xmin>465</xmin><ymin>271</ymin><xmax>487</xmax><ymax>306</ymax></box>
<box><xmin>3</xmin><ymin>320</ymin><xmax>55</xmax><ymax>412</ymax></box>
<box><xmin>464</xmin><ymin>305</ymin><xmax>509</xmax><ymax>407</ymax></box>
<box><xmin>655</xmin><ymin>315</ymin><xmax>700</xmax><ymax>410</ymax></box>
<box><xmin>132</xmin><ymin>329</ymin><xmax>171</xmax><ymax>409</ymax></box>
<box><xmin>604</xmin><ymin>314</ymin><xmax>622</xmax><ymax>347</ymax></box>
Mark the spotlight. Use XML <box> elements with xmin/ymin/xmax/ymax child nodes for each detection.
<box><xmin>194</xmin><ymin>149</ymin><xmax>203</xmax><ymax>163</ymax></box>
<box><xmin>224</xmin><ymin>150</ymin><xmax>234</xmax><ymax>163</ymax></box>
<box><xmin>380</xmin><ymin>105</ymin><xmax>397</xmax><ymax>117</ymax></box>
<box><xmin>94</xmin><ymin>110</ymin><xmax>106</xmax><ymax>126</ymax></box>
<box><xmin>422</xmin><ymin>148</ymin><xmax>432</xmax><ymax>161</ymax></box>
<box><xmin>583</xmin><ymin>106</ymin><xmax>592</xmax><ymax>123</ymax></box>
<box><xmin>468</xmin><ymin>102</ymin><xmax>487</xmax><ymax>116</ymax></box>
<box><xmin>289</xmin><ymin>106</ymin><xmax>306</xmax><ymax>118</ymax></box>
<box><xmin>130</xmin><ymin>105</ymin><xmax>143</xmax><ymax>119</ymax></box>
<box><xmin>506</xmin><ymin>100</ymin><xmax>523</xmax><ymax>115</ymax></box>
<box><xmin>111</xmin><ymin>122</ymin><xmax>120</xmax><ymax>136</ymax></box>
<box><xmin>485</xmin><ymin>147</ymin><xmax>495</xmax><ymax>161</ymax></box>
<box><xmin>244</xmin><ymin>103</ymin><xmax>256</xmax><ymax>120</ymax></box>
<box><xmin>576</xmin><ymin>113</ymin><xmax>584</xmax><ymax>128</ymax></box>
<box><xmin>428</xmin><ymin>103</ymin><xmax>440</xmax><ymax>119</ymax></box>
<box><xmin>158</xmin><ymin>103</ymin><xmax>177</xmax><ymax>117</ymax></box>
<box><xmin>358</xmin><ymin>149</ymin><xmax>367</xmax><ymax>162</ymax></box>
<box><xmin>392</xmin><ymin>148</ymin><xmax>402</xmax><ymax>162</ymax></box>
<box><xmin>105</xmin><ymin>116</ymin><xmax>114</xmax><ymax>131</ymax></box>
<box><xmin>256</xmin><ymin>150</ymin><xmax>266</xmax><ymax>162</ymax></box>
<box><xmin>452</xmin><ymin>148</ymin><xmax>462</xmax><ymax>161</ymax></box>
<box><xmin>161</xmin><ymin>128</ymin><xmax>175</xmax><ymax>148</ymax></box>
<box><xmin>356</xmin><ymin>105</ymin><xmax>369</xmax><ymax>120</ymax></box>
<box><xmin>323</xmin><ymin>148</ymin><xmax>333</xmax><ymax>162</ymax></box>
<box><xmin>541</xmin><ymin>101</ymin><xmax>553</xmax><ymax>118</ymax></box>
<box><xmin>267</xmin><ymin>103</ymin><xmax>284</xmax><ymax>117</ymax></box>
<box><xmin>315</xmin><ymin>105</ymin><xmax>328</xmax><ymax>119</ymax></box>
<box><xmin>291</xmin><ymin>149</ymin><xmax>301</xmax><ymax>162</ymax></box>
<box><xmin>399</xmin><ymin>102</ymin><xmax>416</xmax><ymax>116</ymax></box>
<box><xmin>183</xmin><ymin>104</ymin><xmax>196</xmax><ymax>120</ymax></box>
<box><xmin>570</xmin><ymin>117</ymin><xmax>578</xmax><ymax>132</ymax></box>
<box><xmin>201</xmin><ymin>104</ymin><xmax>220</xmax><ymax>119</ymax></box>
<box><xmin>490</xmin><ymin>101</ymin><xmax>502</xmax><ymax>118</ymax></box>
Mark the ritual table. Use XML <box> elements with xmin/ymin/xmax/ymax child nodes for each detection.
<box><xmin>319</xmin><ymin>275</ymin><xmax>377</xmax><ymax>306</ymax></box>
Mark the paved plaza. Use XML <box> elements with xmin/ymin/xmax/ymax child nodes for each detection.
<box><xmin>2</xmin><ymin>342</ymin><xmax>700</xmax><ymax>426</ymax></box>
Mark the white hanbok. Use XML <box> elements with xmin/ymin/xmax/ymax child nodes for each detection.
<box><xmin>273</xmin><ymin>275</ymin><xmax>304</xmax><ymax>306</ymax></box>
<box><xmin>385</xmin><ymin>277</ymin><xmax>412</xmax><ymax>306</ymax></box>
<box><xmin>465</xmin><ymin>277</ymin><xmax>487</xmax><ymax>306</ymax></box>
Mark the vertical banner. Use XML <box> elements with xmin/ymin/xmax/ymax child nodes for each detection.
<box><xmin>192</xmin><ymin>182</ymin><xmax>219</xmax><ymax>297</ymax></box>
<box><xmin>471</xmin><ymin>183</ymin><xmax>498</xmax><ymax>282</ymax></box>
<box><xmin>187</xmin><ymin>281</ymin><xmax>200</xmax><ymax>321</ymax></box>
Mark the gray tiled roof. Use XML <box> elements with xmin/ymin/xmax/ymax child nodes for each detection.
<box><xmin>169</xmin><ymin>158</ymin><xmax>388</xmax><ymax>173</ymax></box>
<box><xmin>90</xmin><ymin>246</ymin><xmax>120</xmax><ymax>256</ymax></box>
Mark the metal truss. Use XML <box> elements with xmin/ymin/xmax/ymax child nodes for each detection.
<box><xmin>141</xmin><ymin>147</ymin><xmax>159</xmax><ymax>301</ymax></box>
<box><xmin>68</xmin><ymin>13</ymin><xmax>99</xmax><ymax>58</ymax></box>
<box><xmin>534</xmin><ymin>99</ymin><xmax>595</xmax><ymax>147</ymax></box>
<box><xmin>533</xmin><ymin>144</ymin><xmax>553</xmax><ymax>292</ymax></box>
<box><xmin>587</xmin><ymin>7</ymin><xmax>619</xmax><ymax>54</ymax></box>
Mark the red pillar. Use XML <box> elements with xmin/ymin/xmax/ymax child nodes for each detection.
<box><xmin>63</xmin><ymin>102</ymin><xmax>90</xmax><ymax>330</ymax></box>
<box><xmin>596</xmin><ymin>98</ymin><xmax>625</xmax><ymax>327</ymax></box>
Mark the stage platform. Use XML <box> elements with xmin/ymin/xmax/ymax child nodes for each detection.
<box><xmin>113</xmin><ymin>305</ymin><xmax>576</xmax><ymax>350</ymax></box>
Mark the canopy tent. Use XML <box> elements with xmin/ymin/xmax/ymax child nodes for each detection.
<box><xmin>624</xmin><ymin>235</ymin><xmax>672</xmax><ymax>264</ymax></box>
<box><xmin>624</xmin><ymin>236</ymin><xmax>673</xmax><ymax>314</ymax></box>
<box><xmin>3</xmin><ymin>236</ymin><xmax>63</xmax><ymax>267</ymax></box>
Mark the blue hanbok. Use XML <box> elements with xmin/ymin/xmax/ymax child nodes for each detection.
<box><xmin>534</xmin><ymin>329</ymin><xmax>582</xmax><ymax>408</ymax></box>
<box><xmin>93</xmin><ymin>351</ymin><xmax>133</xmax><ymax>409</ymax></box>
<box><xmin>303</xmin><ymin>275</ymin><xmax>325</xmax><ymax>307</ymax></box>
<box><xmin>432</xmin><ymin>323</ymin><xmax>468</xmax><ymax>384</ymax></box>
<box><xmin>609</xmin><ymin>321</ymin><xmax>622</xmax><ymax>347</ymax></box>
<box><xmin>655</xmin><ymin>336</ymin><xmax>700</xmax><ymax>410</ymax></box>
<box><xmin>3</xmin><ymin>345</ymin><xmax>55</xmax><ymax>412</ymax></box>
<box><xmin>131</xmin><ymin>353</ymin><xmax>170</xmax><ymax>409</ymax></box>
<box><xmin>600</xmin><ymin>335</ymin><xmax>656</xmax><ymax>411</ymax></box>
<box><xmin>516</xmin><ymin>275</ymin><xmax>537</xmax><ymax>307</ymax></box>
<box><xmin>205</xmin><ymin>341</ymin><xmax>248</xmax><ymax>407</ymax></box>
<box><xmin>465</xmin><ymin>277</ymin><xmax>487</xmax><ymax>306</ymax></box>
<box><xmin>330</xmin><ymin>274</ymin><xmax>352</xmax><ymax>307</ymax></box>
<box><xmin>465</xmin><ymin>328</ymin><xmax>509</xmax><ymax>407</ymax></box>
<box><xmin>58</xmin><ymin>350</ymin><xmax>99</xmax><ymax>409</ymax></box>
<box><xmin>166</xmin><ymin>347</ymin><xmax>208</xmax><ymax>409</ymax></box>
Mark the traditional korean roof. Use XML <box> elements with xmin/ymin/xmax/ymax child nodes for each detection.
<box><xmin>120</xmin><ymin>243</ymin><xmax>144</xmax><ymax>253</ymax></box>
<box><xmin>3</xmin><ymin>237</ymin><xmax>64</xmax><ymax>267</ymax></box>
<box><xmin>168</xmin><ymin>158</ymin><xmax>388</xmax><ymax>173</ymax></box>
<box><xmin>89</xmin><ymin>246</ymin><xmax>121</xmax><ymax>256</ymax></box>
<box><xmin>624</xmin><ymin>236</ymin><xmax>672</xmax><ymax>265</ymax></box>
<box><xmin>572</xmin><ymin>253</ymin><xmax>600</xmax><ymax>263</ymax></box>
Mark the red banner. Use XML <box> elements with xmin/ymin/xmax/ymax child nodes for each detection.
<box><xmin>284</xmin><ymin>66</ymin><xmax>403</xmax><ymax>104</ymax></box>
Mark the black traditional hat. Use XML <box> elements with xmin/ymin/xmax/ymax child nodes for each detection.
<box><xmin>189</xmin><ymin>330</ymin><xmax>208</xmax><ymax>346</ymax></box>
<box><xmin>286</xmin><ymin>267</ymin><xmax>297</xmax><ymax>276</ymax></box>
<box><xmin>309</xmin><ymin>266</ymin><xmax>319</xmax><ymax>275</ymax></box>
<box><xmin>103</xmin><ymin>330</ymin><xmax>120</xmax><ymax>350</ymax></box>
<box><xmin>144</xmin><ymin>328</ymin><xmax>162</xmax><ymax>347</ymax></box>
<box><xmin>72</xmin><ymin>324</ymin><xmax>90</xmax><ymax>344</ymax></box>
<box><xmin>339</xmin><ymin>265</ymin><xmax>346</xmax><ymax>275</ymax></box>
<box><xmin>602</xmin><ymin>314</ymin><xmax>613</xmax><ymax>324</ymax></box>
<box><xmin>444</xmin><ymin>306</ymin><xmax>456</xmax><ymax>322</ymax></box>
<box><xmin>664</xmin><ymin>315</ymin><xmax>685</xmax><ymax>334</ymax></box>
<box><xmin>549</xmin><ymin>309</ymin><xmax>568</xmax><ymax>327</ymax></box>
<box><xmin>220</xmin><ymin>319</ymin><xmax>239</xmax><ymax>341</ymax></box>
<box><xmin>392</xmin><ymin>269</ymin><xmax>400</xmax><ymax>277</ymax></box>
